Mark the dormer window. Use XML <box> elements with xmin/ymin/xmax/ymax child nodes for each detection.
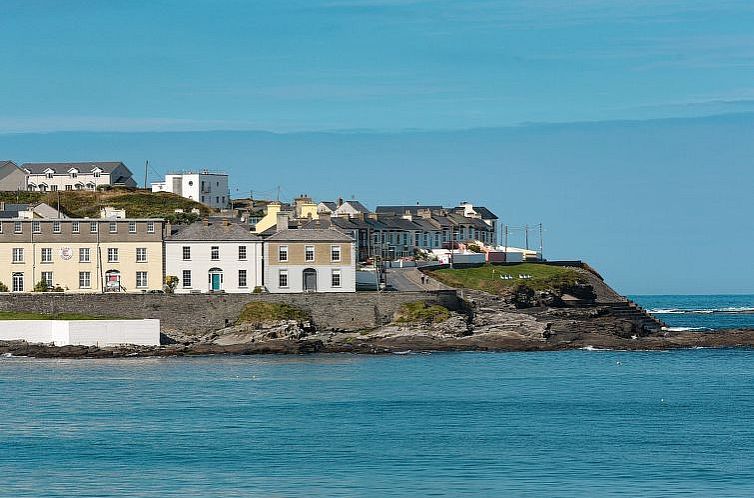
<box><xmin>45</xmin><ymin>170</ymin><xmax>54</xmax><ymax>179</ymax></box>
<box><xmin>92</xmin><ymin>167</ymin><xmax>102</xmax><ymax>178</ymax></box>
<box><xmin>70</xmin><ymin>172</ymin><xmax>78</xmax><ymax>179</ymax></box>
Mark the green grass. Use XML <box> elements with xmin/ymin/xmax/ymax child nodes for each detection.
<box><xmin>429</xmin><ymin>263</ymin><xmax>583</xmax><ymax>294</ymax></box>
<box><xmin>394</xmin><ymin>301</ymin><xmax>451</xmax><ymax>324</ymax></box>
<box><xmin>236</xmin><ymin>302</ymin><xmax>310</xmax><ymax>325</ymax></box>
<box><xmin>0</xmin><ymin>311</ymin><xmax>111</xmax><ymax>320</ymax></box>
<box><xmin>0</xmin><ymin>189</ymin><xmax>211</xmax><ymax>219</ymax></box>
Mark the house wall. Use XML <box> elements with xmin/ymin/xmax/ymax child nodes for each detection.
<box><xmin>166</xmin><ymin>241</ymin><xmax>263</xmax><ymax>293</ymax></box>
<box><xmin>264</xmin><ymin>241</ymin><xmax>356</xmax><ymax>293</ymax></box>
<box><xmin>27</xmin><ymin>172</ymin><xmax>113</xmax><ymax>190</ymax></box>
<box><xmin>0</xmin><ymin>219</ymin><xmax>164</xmax><ymax>293</ymax></box>
<box><xmin>0</xmin><ymin>166</ymin><xmax>28</xmax><ymax>191</ymax></box>
<box><xmin>156</xmin><ymin>173</ymin><xmax>229</xmax><ymax>209</ymax></box>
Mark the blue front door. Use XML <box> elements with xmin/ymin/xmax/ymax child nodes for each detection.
<box><xmin>211</xmin><ymin>273</ymin><xmax>221</xmax><ymax>291</ymax></box>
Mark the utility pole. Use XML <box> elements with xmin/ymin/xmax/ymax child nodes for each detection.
<box><xmin>276</xmin><ymin>186</ymin><xmax>281</xmax><ymax>202</ymax></box>
<box><xmin>504</xmin><ymin>225</ymin><xmax>508</xmax><ymax>261</ymax></box>
<box><xmin>144</xmin><ymin>160</ymin><xmax>149</xmax><ymax>189</ymax></box>
<box><xmin>525</xmin><ymin>224</ymin><xmax>529</xmax><ymax>251</ymax></box>
<box><xmin>539</xmin><ymin>223</ymin><xmax>544</xmax><ymax>260</ymax></box>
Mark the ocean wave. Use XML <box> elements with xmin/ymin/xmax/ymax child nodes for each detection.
<box><xmin>580</xmin><ymin>345</ymin><xmax>612</xmax><ymax>351</ymax></box>
<box><xmin>648</xmin><ymin>307</ymin><xmax>754</xmax><ymax>315</ymax></box>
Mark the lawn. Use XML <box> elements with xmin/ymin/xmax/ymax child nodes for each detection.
<box><xmin>0</xmin><ymin>311</ymin><xmax>111</xmax><ymax>320</ymax></box>
<box><xmin>429</xmin><ymin>263</ymin><xmax>583</xmax><ymax>294</ymax></box>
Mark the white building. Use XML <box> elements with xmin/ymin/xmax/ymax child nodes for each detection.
<box><xmin>165</xmin><ymin>219</ymin><xmax>263</xmax><ymax>293</ymax></box>
<box><xmin>151</xmin><ymin>171</ymin><xmax>230</xmax><ymax>209</ymax></box>
<box><xmin>22</xmin><ymin>162</ymin><xmax>137</xmax><ymax>191</ymax></box>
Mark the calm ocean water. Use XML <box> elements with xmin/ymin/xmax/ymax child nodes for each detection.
<box><xmin>3</xmin><ymin>295</ymin><xmax>754</xmax><ymax>497</ymax></box>
<box><xmin>632</xmin><ymin>294</ymin><xmax>754</xmax><ymax>330</ymax></box>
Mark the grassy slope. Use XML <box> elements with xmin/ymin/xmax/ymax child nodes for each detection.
<box><xmin>236</xmin><ymin>302</ymin><xmax>310</xmax><ymax>325</ymax></box>
<box><xmin>0</xmin><ymin>189</ymin><xmax>211</xmax><ymax>218</ymax></box>
<box><xmin>429</xmin><ymin>263</ymin><xmax>582</xmax><ymax>294</ymax></box>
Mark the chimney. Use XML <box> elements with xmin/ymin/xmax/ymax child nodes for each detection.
<box><xmin>165</xmin><ymin>221</ymin><xmax>173</xmax><ymax>237</ymax></box>
<box><xmin>337</xmin><ymin>196</ymin><xmax>344</xmax><ymax>207</ymax></box>
<box><xmin>368</xmin><ymin>213</ymin><xmax>378</xmax><ymax>220</ymax></box>
<box><xmin>319</xmin><ymin>212</ymin><xmax>331</xmax><ymax>224</ymax></box>
<box><xmin>276</xmin><ymin>212</ymin><xmax>289</xmax><ymax>232</ymax></box>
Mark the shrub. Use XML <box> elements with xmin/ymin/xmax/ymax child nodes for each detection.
<box><xmin>0</xmin><ymin>282</ymin><xmax>8</xmax><ymax>292</ymax></box>
<box><xmin>164</xmin><ymin>275</ymin><xmax>179</xmax><ymax>293</ymax></box>
<box><xmin>394</xmin><ymin>301</ymin><xmax>451</xmax><ymax>324</ymax></box>
<box><xmin>33</xmin><ymin>279</ymin><xmax>50</xmax><ymax>293</ymax></box>
<box><xmin>236</xmin><ymin>302</ymin><xmax>310</xmax><ymax>325</ymax></box>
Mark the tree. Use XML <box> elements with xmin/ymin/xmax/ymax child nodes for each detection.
<box><xmin>34</xmin><ymin>279</ymin><xmax>50</xmax><ymax>292</ymax></box>
<box><xmin>164</xmin><ymin>275</ymin><xmax>179</xmax><ymax>293</ymax></box>
<box><xmin>0</xmin><ymin>282</ymin><xmax>8</xmax><ymax>292</ymax></box>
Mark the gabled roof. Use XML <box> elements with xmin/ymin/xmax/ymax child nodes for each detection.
<box><xmin>335</xmin><ymin>200</ymin><xmax>371</xmax><ymax>214</ymax></box>
<box><xmin>167</xmin><ymin>219</ymin><xmax>261</xmax><ymax>242</ymax></box>
<box><xmin>266</xmin><ymin>228</ymin><xmax>354</xmax><ymax>242</ymax></box>
<box><xmin>473</xmin><ymin>206</ymin><xmax>497</xmax><ymax>219</ymax></box>
<box><xmin>21</xmin><ymin>162</ymin><xmax>128</xmax><ymax>175</ymax></box>
<box><xmin>318</xmin><ymin>201</ymin><xmax>337</xmax><ymax>210</ymax></box>
<box><xmin>0</xmin><ymin>160</ymin><xmax>22</xmax><ymax>182</ymax></box>
<box><xmin>376</xmin><ymin>205</ymin><xmax>442</xmax><ymax>216</ymax></box>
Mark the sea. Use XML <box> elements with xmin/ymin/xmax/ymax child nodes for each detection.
<box><xmin>2</xmin><ymin>295</ymin><xmax>754</xmax><ymax>497</ymax></box>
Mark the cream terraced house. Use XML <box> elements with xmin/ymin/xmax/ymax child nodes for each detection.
<box><xmin>264</xmin><ymin>227</ymin><xmax>356</xmax><ymax>293</ymax></box>
<box><xmin>0</xmin><ymin>218</ymin><xmax>164</xmax><ymax>293</ymax></box>
<box><xmin>165</xmin><ymin>219</ymin><xmax>263</xmax><ymax>293</ymax></box>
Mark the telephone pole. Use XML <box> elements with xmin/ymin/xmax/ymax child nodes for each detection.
<box><xmin>525</xmin><ymin>224</ymin><xmax>529</xmax><ymax>250</ymax></box>
<box><xmin>539</xmin><ymin>223</ymin><xmax>544</xmax><ymax>260</ymax></box>
<box><xmin>144</xmin><ymin>160</ymin><xmax>149</xmax><ymax>189</ymax></box>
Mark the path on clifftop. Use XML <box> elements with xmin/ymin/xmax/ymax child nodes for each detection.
<box><xmin>384</xmin><ymin>267</ymin><xmax>453</xmax><ymax>292</ymax></box>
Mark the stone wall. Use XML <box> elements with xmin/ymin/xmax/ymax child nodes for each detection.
<box><xmin>0</xmin><ymin>290</ymin><xmax>461</xmax><ymax>335</ymax></box>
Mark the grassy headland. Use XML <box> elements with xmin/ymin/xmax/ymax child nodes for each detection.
<box><xmin>429</xmin><ymin>263</ymin><xmax>583</xmax><ymax>294</ymax></box>
<box><xmin>0</xmin><ymin>189</ymin><xmax>211</xmax><ymax>219</ymax></box>
<box><xmin>394</xmin><ymin>301</ymin><xmax>451</xmax><ymax>324</ymax></box>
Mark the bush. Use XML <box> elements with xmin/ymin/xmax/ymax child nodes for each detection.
<box><xmin>164</xmin><ymin>275</ymin><xmax>179</xmax><ymax>293</ymax></box>
<box><xmin>0</xmin><ymin>282</ymin><xmax>8</xmax><ymax>292</ymax></box>
<box><xmin>394</xmin><ymin>301</ymin><xmax>451</xmax><ymax>324</ymax></box>
<box><xmin>236</xmin><ymin>302</ymin><xmax>310</xmax><ymax>325</ymax></box>
<box><xmin>33</xmin><ymin>279</ymin><xmax>50</xmax><ymax>293</ymax></box>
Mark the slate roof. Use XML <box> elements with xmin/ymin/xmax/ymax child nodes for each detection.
<box><xmin>0</xmin><ymin>203</ymin><xmax>29</xmax><ymax>219</ymax></box>
<box><xmin>167</xmin><ymin>220</ymin><xmax>261</xmax><ymax>241</ymax></box>
<box><xmin>21</xmin><ymin>161</ymin><xmax>128</xmax><ymax>174</ymax></box>
<box><xmin>319</xmin><ymin>201</ymin><xmax>337</xmax><ymax>211</ymax></box>
<box><xmin>474</xmin><ymin>206</ymin><xmax>498</xmax><ymax>220</ymax></box>
<box><xmin>266</xmin><ymin>228</ymin><xmax>354</xmax><ymax>242</ymax></box>
<box><xmin>338</xmin><ymin>200</ymin><xmax>371</xmax><ymax>213</ymax></box>
<box><xmin>376</xmin><ymin>205</ymin><xmax>442</xmax><ymax>216</ymax></box>
<box><xmin>0</xmin><ymin>161</ymin><xmax>20</xmax><ymax>180</ymax></box>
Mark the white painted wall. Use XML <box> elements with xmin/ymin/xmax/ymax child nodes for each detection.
<box><xmin>151</xmin><ymin>173</ymin><xmax>229</xmax><ymax>209</ymax></box>
<box><xmin>165</xmin><ymin>241</ymin><xmax>263</xmax><ymax>293</ymax></box>
<box><xmin>0</xmin><ymin>319</ymin><xmax>160</xmax><ymax>346</ymax></box>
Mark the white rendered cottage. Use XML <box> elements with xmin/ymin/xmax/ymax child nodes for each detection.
<box><xmin>22</xmin><ymin>162</ymin><xmax>137</xmax><ymax>191</ymax></box>
<box><xmin>166</xmin><ymin>219</ymin><xmax>263</xmax><ymax>293</ymax></box>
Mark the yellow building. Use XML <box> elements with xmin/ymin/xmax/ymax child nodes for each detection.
<box><xmin>0</xmin><ymin>218</ymin><xmax>164</xmax><ymax>293</ymax></box>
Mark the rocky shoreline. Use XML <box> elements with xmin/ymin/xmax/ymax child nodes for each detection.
<box><xmin>3</xmin><ymin>288</ymin><xmax>754</xmax><ymax>358</ymax></box>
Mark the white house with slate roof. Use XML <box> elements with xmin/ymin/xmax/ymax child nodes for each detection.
<box><xmin>166</xmin><ymin>219</ymin><xmax>263</xmax><ymax>293</ymax></box>
<box><xmin>22</xmin><ymin>162</ymin><xmax>137</xmax><ymax>191</ymax></box>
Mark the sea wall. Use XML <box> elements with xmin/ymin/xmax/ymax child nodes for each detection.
<box><xmin>0</xmin><ymin>291</ymin><xmax>461</xmax><ymax>335</ymax></box>
<box><xmin>0</xmin><ymin>319</ymin><xmax>160</xmax><ymax>346</ymax></box>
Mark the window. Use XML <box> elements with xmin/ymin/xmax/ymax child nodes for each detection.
<box><xmin>238</xmin><ymin>246</ymin><xmax>247</xmax><ymax>260</ymax></box>
<box><xmin>182</xmin><ymin>270</ymin><xmax>192</xmax><ymax>288</ymax></box>
<box><xmin>136</xmin><ymin>247</ymin><xmax>147</xmax><ymax>262</ymax></box>
<box><xmin>93</xmin><ymin>171</ymin><xmax>101</xmax><ymax>178</ymax></box>
<box><xmin>182</xmin><ymin>246</ymin><xmax>191</xmax><ymax>260</ymax></box>
<box><xmin>305</xmin><ymin>245</ymin><xmax>315</xmax><ymax>262</ymax></box>
<box><xmin>41</xmin><ymin>271</ymin><xmax>53</xmax><ymax>288</ymax></box>
<box><xmin>72</xmin><ymin>221</ymin><xmax>79</xmax><ymax>234</ymax></box>
<box><xmin>51</xmin><ymin>185</ymin><xmax>58</xmax><ymax>191</ymax></box>
<box><xmin>41</xmin><ymin>247</ymin><xmax>52</xmax><ymax>263</ymax></box>
<box><xmin>109</xmin><ymin>222</ymin><xmax>117</xmax><ymax>233</ymax></box>
<box><xmin>107</xmin><ymin>247</ymin><xmax>119</xmax><ymax>263</ymax></box>
<box><xmin>70</xmin><ymin>171</ymin><xmax>78</xmax><ymax>179</ymax></box>
<box><xmin>238</xmin><ymin>269</ymin><xmax>247</xmax><ymax>288</ymax></box>
<box><xmin>79</xmin><ymin>247</ymin><xmax>90</xmax><ymax>263</ymax></box>
<box><xmin>136</xmin><ymin>271</ymin><xmax>148</xmax><ymax>288</ymax></box>
<box><xmin>46</xmin><ymin>172</ymin><xmax>53</xmax><ymax>179</ymax></box>
<box><xmin>32</xmin><ymin>221</ymin><xmax>40</xmax><ymax>233</ymax></box>
<box><xmin>53</xmin><ymin>221</ymin><xmax>61</xmax><ymax>234</ymax></box>
<box><xmin>332</xmin><ymin>269</ymin><xmax>341</xmax><ymax>288</ymax></box>
<box><xmin>12</xmin><ymin>273</ymin><xmax>23</xmax><ymax>292</ymax></box>
<box><xmin>216</xmin><ymin>196</ymin><xmax>219</xmax><ymax>204</ymax></box>
<box><xmin>147</xmin><ymin>222</ymin><xmax>155</xmax><ymax>233</ymax></box>
<box><xmin>90</xmin><ymin>222</ymin><xmax>98</xmax><ymax>233</ymax></box>
<box><xmin>128</xmin><ymin>221</ymin><xmax>136</xmax><ymax>233</ymax></box>
<box><xmin>79</xmin><ymin>271</ymin><xmax>91</xmax><ymax>289</ymax></box>
<box><xmin>331</xmin><ymin>245</ymin><xmax>341</xmax><ymax>262</ymax></box>
<box><xmin>0</xmin><ymin>222</ymin><xmax>3</xmax><ymax>233</ymax></box>
<box><xmin>279</xmin><ymin>269</ymin><xmax>288</xmax><ymax>288</ymax></box>
<box><xmin>211</xmin><ymin>246</ymin><xmax>219</xmax><ymax>260</ymax></box>
<box><xmin>65</xmin><ymin>185</ymin><xmax>72</xmax><ymax>191</ymax></box>
<box><xmin>12</xmin><ymin>248</ymin><xmax>24</xmax><ymax>263</ymax></box>
<box><xmin>278</xmin><ymin>245</ymin><xmax>288</xmax><ymax>262</ymax></box>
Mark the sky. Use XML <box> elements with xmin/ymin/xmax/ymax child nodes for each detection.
<box><xmin>1</xmin><ymin>0</ymin><xmax>753</xmax><ymax>294</ymax></box>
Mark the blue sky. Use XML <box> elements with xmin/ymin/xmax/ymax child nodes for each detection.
<box><xmin>1</xmin><ymin>1</ymin><xmax>753</xmax><ymax>294</ymax></box>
